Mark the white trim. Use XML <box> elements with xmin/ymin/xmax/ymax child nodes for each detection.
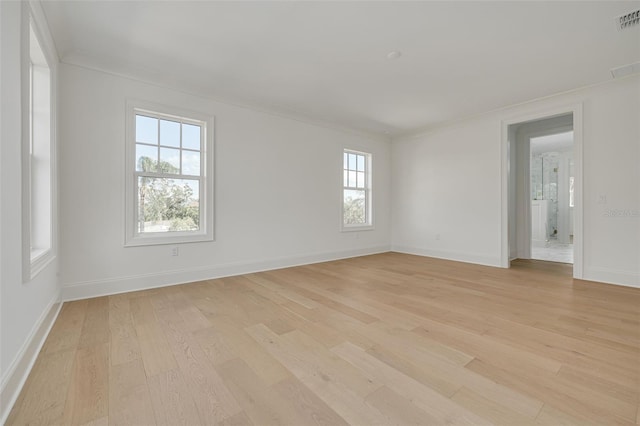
<box><xmin>124</xmin><ymin>99</ymin><xmax>215</xmax><ymax>247</ymax></box>
<box><xmin>26</xmin><ymin>1</ymin><xmax>59</xmax><ymax>64</ymax></box>
<box><xmin>500</xmin><ymin>103</ymin><xmax>584</xmax><ymax>279</ymax></box>
<box><xmin>0</xmin><ymin>297</ymin><xmax>62</xmax><ymax>425</ymax></box>
<box><xmin>341</xmin><ymin>225</ymin><xmax>375</xmax><ymax>233</ymax></box>
<box><xmin>395</xmin><ymin>75</ymin><xmax>634</xmax><ymax>142</ymax></box>
<box><xmin>572</xmin><ymin>105</ymin><xmax>584</xmax><ymax>280</ymax></box>
<box><xmin>61</xmin><ymin>246</ymin><xmax>390</xmax><ymax>301</ymax></box>
<box><xmin>29</xmin><ymin>249</ymin><xmax>56</xmax><ymax>280</ymax></box>
<box><xmin>391</xmin><ymin>245</ymin><xmax>502</xmax><ymax>268</ymax></box>
<box><xmin>61</xmin><ymin>58</ymin><xmax>390</xmax><ymax>143</ymax></box>
<box><xmin>582</xmin><ymin>267</ymin><xmax>640</xmax><ymax>288</ymax></box>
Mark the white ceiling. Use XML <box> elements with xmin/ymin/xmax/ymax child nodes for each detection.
<box><xmin>41</xmin><ymin>1</ymin><xmax>640</xmax><ymax>137</ymax></box>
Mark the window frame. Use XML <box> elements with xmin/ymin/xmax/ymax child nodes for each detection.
<box><xmin>21</xmin><ymin>2</ymin><xmax>56</xmax><ymax>282</ymax></box>
<box><xmin>341</xmin><ymin>148</ymin><xmax>373</xmax><ymax>232</ymax></box>
<box><xmin>124</xmin><ymin>100</ymin><xmax>214</xmax><ymax>247</ymax></box>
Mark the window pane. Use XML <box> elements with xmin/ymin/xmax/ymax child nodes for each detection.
<box><xmin>138</xmin><ymin>177</ymin><xmax>200</xmax><ymax>233</ymax></box>
<box><xmin>136</xmin><ymin>115</ymin><xmax>158</xmax><ymax>144</ymax></box>
<box><xmin>160</xmin><ymin>119</ymin><xmax>180</xmax><ymax>147</ymax></box>
<box><xmin>182</xmin><ymin>124</ymin><xmax>201</xmax><ymax>150</ymax></box>
<box><xmin>348</xmin><ymin>154</ymin><xmax>357</xmax><ymax>171</ymax></box>
<box><xmin>569</xmin><ymin>176</ymin><xmax>574</xmax><ymax>208</ymax></box>
<box><xmin>356</xmin><ymin>155</ymin><xmax>365</xmax><ymax>172</ymax></box>
<box><xmin>344</xmin><ymin>152</ymin><xmax>348</xmax><ymax>169</ymax></box>
<box><xmin>343</xmin><ymin>189</ymin><xmax>365</xmax><ymax>225</ymax></box>
<box><xmin>348</xmin><ymin>171</ymin><xmax>356</xmax><ymax>187</ymax></box>
<box><xmin>343</xmin><ymin>170</ymin><xmax>348</xmax><ymax>186</ymax></box>
<box><xmin>357</xmin><ymin>172</ymin><xmax>365</xmax><ymax>188</ymax></box>
<box><xmin>159</xmin><ymin>147</ymin><xmax>180</xmax><ymax>173</ymax></box>
<box><xmin>136</xmin><ymin>144</ymin><xmax>158</xmax><ymax>171</ymax></box>
<box><xmin>182</xmin><ymin>150</ymin><xmax>200</xmax><ymax>176</ymax></box>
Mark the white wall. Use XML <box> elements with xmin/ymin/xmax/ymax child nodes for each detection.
<box><xmin>58</xmin><ymin>64</ymin><xmax>391</xmax><ymax>300</ymax></box>
<box><xmin>0</xmin><ymin>2</ymin><xmax>61</xmax><ymax>422</ymax></box>
<box><xmin>392</xmin><ymin>75</ymin><xmax>640</xmax><ymax>287</ymax></box>
<box><xmin>391</xmin><ymin>117</ymin><xmax>504</xmax><ymax>266</ymax></box>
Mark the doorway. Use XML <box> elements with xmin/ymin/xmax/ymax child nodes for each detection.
<box><xmin>500</xmin><ymin>104</ymin><xmax>583</xmax><ymax>278</ymax></box>
<box><xmin>530</xmin><ymin>131</ymin><xmax>574</xmax><ymax>263</ymax></box>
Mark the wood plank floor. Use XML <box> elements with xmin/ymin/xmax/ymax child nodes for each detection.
<box><xmin>7</xmin><ymin>253</ymin><xmax>640</xmax><ymax>425</ymax></box>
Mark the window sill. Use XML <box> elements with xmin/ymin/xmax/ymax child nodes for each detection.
<box><xmin>125</xmin><ymin>232</ymin><xmax>214</xmax><ymax>247</ymax></box>
<box><xmin>341</xmin><ymin>225</ymin><xmax>374</xmax><ymax>232</ymax></box>
<box><xmin>28</xmin><ymin>248</ymin><xmax>55</xmax><ymax>281</ymax></box>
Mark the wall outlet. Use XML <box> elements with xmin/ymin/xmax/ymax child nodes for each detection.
<box><xmin>171</xmin><ymin>246</ymin><xmax>179</xmax><ymax>256</ymax></box>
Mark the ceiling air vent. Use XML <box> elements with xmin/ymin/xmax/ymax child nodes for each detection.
<box><xmin>610</xmin><ymin>61</ymin><xmax>640</xmax><ymax>79</ymax></box>
<box><xmin>616</xmin><ymin>9</ymin><xmax>640</xmax><ymax>30</ymax></box>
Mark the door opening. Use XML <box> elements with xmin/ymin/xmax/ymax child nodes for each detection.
<box><xmin>502</xmin><ymin>105</ymin><xmax>583</xmax><ymax>278</ymax></box>
<box><xmin>530</xmin><ymin>130</ymin><xmax>574</xmax><ymax>263</ymax></box>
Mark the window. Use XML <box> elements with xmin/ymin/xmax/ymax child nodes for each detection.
<box><xmin>23</xmin><ymin>13</ymin><xmax>54</xmax><ymax>280</ymax></box>
<box><xmin>125</xmin><ymin>102</ymin><xmax>214</xmax><ymax>246</ymax></box>
<box><xmin>342</xmin><ymin>149</ymin><xmax>372</xmax><ymax>229</ymax></box>
<box><xmin>569</xmin><ymin>176</ymin><xmax>575</xmax><ymax>208</ymax></box>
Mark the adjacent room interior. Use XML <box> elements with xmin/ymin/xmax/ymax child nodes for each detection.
<box><xmin>530</xmin><ymin>130</ymin><xmax>575</xmax><ymax>264</ymax></box>
<box><xmin>1</xmin><ymin>1</ymin><xmax>639</xmax><ymax>425</ymax></box>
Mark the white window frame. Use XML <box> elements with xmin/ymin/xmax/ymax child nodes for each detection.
<box><xmin>342</xmin><ymin>149</ymin><xmax>373</xmax><ymax>231</ymax></box>
<box><xmin>125</xmin><ymin>100</ymin><xmax>214</xmax><ymax>246</ymax></box>
<box><xmin>22</xmin><ymin>2</ymin><xmax>56</xmax><ymax>281</ymax></box>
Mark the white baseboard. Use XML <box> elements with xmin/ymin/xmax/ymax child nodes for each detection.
<box><xmin>392</xmin><ymin>245</ymin><xmax>639</xmax><ymax>289</ymax></box>
<box><xmin>61</xmin><ymin>245</ymin><xmax>391</xmax><ymax>301</ymax></box>
<box><xmin>0</xmin><ymin>296</ymin><xmax>62</xmax><ymax>425</ymax></box>
<box><xmin>391</xmin><ymin>245</ymin><xmax>501</xmax><ymax>267</ymax></box>
<box><xmin>583</xmin><ymin>266</ymin><xmax>640</xmax><ymax>288</ymax></box>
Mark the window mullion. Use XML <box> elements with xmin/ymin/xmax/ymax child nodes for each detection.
<box><xmin>156</xmin><ymin>118</ymin><xmax>161</xmax><ymax>168</ymax></box>
<box><xmin>179</xmin><ymin>120</ymin><xmax>183</xmax><ymax>175</ymax></box>
<box><xmin>199</xmin><ymin>175</ymin><xmax>204</xmax><ymax>228</ymax></box>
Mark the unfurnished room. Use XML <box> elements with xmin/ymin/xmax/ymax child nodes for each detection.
<box><xmin>1</xmin><ymin>1</ymin><xmax>639</xmax><ymax>425</ymax></box>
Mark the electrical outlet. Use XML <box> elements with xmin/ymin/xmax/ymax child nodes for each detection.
<box><xmin>171</xmin><ymin>246</ymin><xmax>179</xmax><ymax>256</ymax></box>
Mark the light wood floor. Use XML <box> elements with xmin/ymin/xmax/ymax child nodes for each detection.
<box><xmin>7</xmin><ymin>253</ymin><xmax>640</xmax><ymax>425</ymax></box>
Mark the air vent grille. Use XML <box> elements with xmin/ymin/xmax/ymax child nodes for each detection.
<box><xmin>616</xmin><ymin>9</ymin><xmax>640</xmax><ymax>30</ymax></box>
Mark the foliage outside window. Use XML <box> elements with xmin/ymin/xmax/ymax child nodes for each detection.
<box><xmin>126</xmin><ymin>103</ymin><xmax>213</xmax><ymax>246</ymax></box>
<box><xmin>343</xmin><ymin>149</ymin><xmax>372</xmax><ymax>229</ymax></box>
